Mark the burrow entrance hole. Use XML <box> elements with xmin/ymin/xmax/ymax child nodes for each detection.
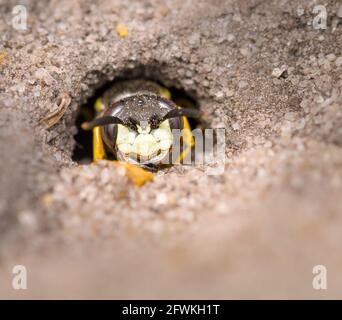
<box><xmin>72</xmin><ymin>78</ymin><xmax>201</xmax><ymax>164</ymax></box>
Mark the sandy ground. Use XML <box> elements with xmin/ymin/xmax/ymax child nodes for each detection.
<box><xmin>0</xmin><ymin>0</ymin><xmax>342</xmax><ymax>299</ymax></box>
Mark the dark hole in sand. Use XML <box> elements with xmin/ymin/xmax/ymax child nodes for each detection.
<box><xmin>72</xmin><ymin>79</ymin><xmax>200</xmax><ymax>164</ymax></box>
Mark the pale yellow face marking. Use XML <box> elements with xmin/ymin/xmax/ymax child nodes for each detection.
<box><xmin>116</xmin><ymin>120</ymin><xmax>173</xmax><ymax>160</ymax></box>
<box><xmin>152</xmin><ymin>120</ymin><xmax>173</xmax><ymax>150</ymax></box>
<box><xmin>132</xmin><ymin>134</ymin><xmax>158</xmax><ymax>157</ymax></box>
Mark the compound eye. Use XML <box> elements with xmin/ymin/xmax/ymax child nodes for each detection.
<box><xmin>167</xmin><ymin>117</ymin><xmax>183</xmax><ymax>131</ymax></box>
<box><xmin>101</xmin><ymin>123</ymin><xmax>118</xmax><ymax>152</ymax></box>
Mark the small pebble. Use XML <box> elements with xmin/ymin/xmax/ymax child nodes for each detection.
<box><xmin>326</xmin><ymin>54</ymin><xmax>336</xmax><ymax>62</ymax></box>
<box><xmin>227</xmin><ymin>34</ymin><xmax>235</xmax><ymax>42</ymax></box>
<box><xmin>155</xmin><ymin>193</ymin><xmax>168</xmax><ymax>205</ymax></box>
<box><xmin>35</xmin><ymin>68</ymin><xmax>55</xmax><ymax>86</ymax></box>
<box><xmin>284</xmin><ymin>112</ymin><xmax>297</xmax><ymax>121</ymax></box>
<box><xmin>240</xmin><ymin>47</ymin><xmax>251</xmax><ymax>58</ymax></box>
<box><xmin>232</xmin><ymin>122</ymin><xmax>241</xmax><ymax>131</ymax></box>
<box><xmin>335</xmin><ymin>56</ymin><xmax>342</xmax><ymax>67</ymax></box>
<box><xmin>225</xmin><ymin>89</ymin><xmax>235</xmax><ymax>97</ymax></box>
<box><xmin>238</xmin><ymin>81</ymin><xmax>248</xmax><ymax>89</ymax></box>
<box><xmin>272</xmin><ymin>65</ymin><xmax>288</xmax><ymax>78</ymax></box>
<box><xmin>337</xmin><ymin>4</ymin><xmax>342</xmax><ymax>18</ymax></box>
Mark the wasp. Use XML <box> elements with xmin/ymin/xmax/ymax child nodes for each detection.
<box><xmin>82</xmin><ymin>80</ymin><xmax>200</xmax><ymax>185</ymax></box>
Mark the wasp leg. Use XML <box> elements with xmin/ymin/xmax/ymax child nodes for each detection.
<box><xmin>108</xmin><ymin>161</ymin><xmax>154</xmax><ymax>187</ymax></box>
<box><xmin>172</xmin><ymin>96</ymin><xmax>196</xmax><ymax>165</ymax></box>
<box><xmin>92</xmin><ymin>98</ymin><xmax>107</xmax><ymax>162</ymax></box>
<box><xmin>92</xmin><ymin>126</ymin><xmax>107</xmax><ymax>162</ymax></box>
<box><xmin>175</xmin><ymin>116</ymin><xmax>195</xmax><ymax>164</ymax></box>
